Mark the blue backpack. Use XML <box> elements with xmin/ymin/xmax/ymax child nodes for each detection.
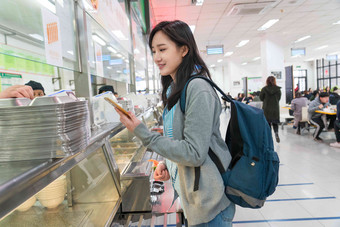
<box><xmin>180</xmin><ymin>76</ymin><xmax>280</xmax><ymax>208</ymax></box>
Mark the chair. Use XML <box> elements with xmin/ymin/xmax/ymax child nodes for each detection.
<box><xmin>300</xmin><ymin>106</ymin><xmax>316</xmax><ymax>134</ymax></box>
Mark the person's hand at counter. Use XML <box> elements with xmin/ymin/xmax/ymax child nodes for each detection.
<box><xmin>0</xmin><ymin>85</ymin><xmax>34</xmax><ymax>99</ymax></box>
<box><xmin>115</xmin><ymin>108</ymin><xmax>141</xmax><ymax>132</ymax></box>
<box><xmin>154</xmin><ymin>162</ymin><xmax>170</xmax><ymax>181</ymax></box>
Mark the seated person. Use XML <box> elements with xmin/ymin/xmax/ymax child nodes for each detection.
<box><xmin>308</xmin><ymin>92</ymin><xmax>332</xmax><ymax>142</ymax></box>
<box><xmin>329</xmin><ymin>87</ymin><xmax>340</xmax><ymax>105</ymax></box>
<box><xmin>0</xmin><ymin>85</ymin><xmax>34</xmax><ymax>99</ymax></box>
<box><xmin>25</xmin><ymin>80</ymin><xmax>45</xmax><ymax>97</ymax></box>
<box><xmin>113</xmin><ymin>92</ymin><xmax>119</xmax><ymax>98</ymax></box>
<box><xmin>244</xmin><ymin>93</ymin><xmax>254</xmax><ymax>104</ymax></box>
<box><xmin>98</xmin><ymin>85</ymin><xmax>115</xmax><ymax>94</ymax></box>
<box><xmin>330</xmin><ymin>100</ymin><xmax>340</xmax><ymax>148</ymax></box>
<box><xmin>291</xmin><ymin>92</ymin><xmax>308</xmax><ymax>134</ymax></box>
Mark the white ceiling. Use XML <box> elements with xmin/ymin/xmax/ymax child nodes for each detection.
<box><xmin>150</xmin><ymin>0</ymin><xmax>340</xmax><ymax>66</ymax></box>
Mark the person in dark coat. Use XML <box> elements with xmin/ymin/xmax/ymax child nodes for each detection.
<box><xmin>260</xmin><ymin>76</ymin><xmax>281</xmax><ymax>143</ymax></box>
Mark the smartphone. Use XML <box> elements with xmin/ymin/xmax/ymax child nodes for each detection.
<box><xmin>104</xmin><ymin>97</ymin><xmax>130</xmax><ymax>118</ymax></box>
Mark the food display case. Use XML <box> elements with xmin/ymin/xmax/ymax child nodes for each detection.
<box><xmin>0</xmin><ymin>106</ymin><xmax>161</xmax><ymax>227</ymax></box>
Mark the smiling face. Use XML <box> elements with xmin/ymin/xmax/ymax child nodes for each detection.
<box><xmin>151</xmin><ymin>31</ymin><xmax>188</xmax><ymax>81</ymax></box>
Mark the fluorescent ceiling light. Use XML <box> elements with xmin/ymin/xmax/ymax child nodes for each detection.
<box><xmin>241</xmin><ymin>62</ymin><xmax>247</xmax><ymax>65</ymax></box>
<box><xmin>92</xmin><ymin>34</ymin><xmax>106</xmax><ymax>46</ymax></box>
<box><xmin>112</xmin><ymin>30</ymin><xmax>128</xmax><ymax>40</ymax></box>
<box><xmin>224</xmin><ymin>51</ymin><xmax>233</xmax><ymax>57</ymax></box>
<box><xmin>107</xmin><ymin>66</ymin><xmax>112</xmax><ymax>69</ymax></box>
<box><xmin>125</xmin><ymin>59</ymin><xmax>129</xmax><ymax>63</ymax></box>
<box><xmin>196</xmin><ymin>0</ymin><xmax>204</xmax><ymax>6</ymax></box>
<box><xmin>252</xmin><ymin>57</ymin><xmax>261</xmax><ymax>61</ymax></box>
<box><xmin>189</xmin><ymin>25</ymin><xmax>196</xmax><ymax>33</ymax></box>
<box><xmin>107</xmin><ymin>46</ymin><xmax>117</xmax><ymax>54</ymax></box>
<box><xmin>116</xmin><ymin>54</ymin><xmax>122</xmax><ymax>58</ymax></box>
<box><xmin>217</xmin><ymin>59</ymin><xmax>223</xmax><ymax>63</ymax></box>
<box><xmin>315</xmin><ymin>45</ymin><xmax>328</xmax><ymax>50</ymax></box>
<box><xmin>117</xmin><ymin>70</ymin><xmax>122</xmax><ymax>73</ymax></box>
<box><xmin>29</xmin><ymin>34</ymin><xmax>44</xmax><ymax>41</ymax></box>
<box><xmin>257</xmin><ymin>19</ymin><xmax>279</xmax><ymax>31</ymax></box>
<box><xmin>210</xmin><ymin>64</ymin><xmax>216</xmax><ymax>67</ymax></box>
<box><xmin>67</xmin><ymin>50</ymin><xmax>74</xmax><ymax>55</ymax></box>
<box><xmin>236</xmin><ymin>40</ymin><xmax>249</xmax><ymax>48</ymax></box>
<box><xmin>304</xmin><ymin>58</ymin><xmax>314</xmax><ymax>61</ymax></box>
<box><xmin>294</xmin><ymin>35</ymin><xmax>311</xmax><ymax>43</ymax></box>
<box><xmin>333</xmin><ymin>20</ymin><xmax>340</xmax><ymax>25</ymax></box>
<box><xmin>37</xmin><ymin>0</ymin><xmax>56</xmax><ymax>14</ymax></box>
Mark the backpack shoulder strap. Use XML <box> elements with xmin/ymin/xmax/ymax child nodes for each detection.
<box><xmin>180</xmin><ymin>76</ymin><xmax>232</xmax><ymax>114</ymax></box>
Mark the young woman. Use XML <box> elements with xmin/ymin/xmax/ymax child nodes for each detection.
<box><xmin>115</xmin><ymin>20</ymin><xmax>235</xmax><ymax>226</ymax></box>
<box><xmin>260</xmin><ymin>76</ymin><xmax>281</xmax><ymax>143</ymax></box>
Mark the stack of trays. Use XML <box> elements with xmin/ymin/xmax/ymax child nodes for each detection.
<box><xmin>0</xmin><ymin>96</ymin><xmax>91</xmax><ymax>161</ymax></box>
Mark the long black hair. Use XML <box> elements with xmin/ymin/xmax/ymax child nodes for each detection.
<box><xmin>149</xmin><ymin>20</ymin><xmax>211</xmax><ymax>110</ymax></box>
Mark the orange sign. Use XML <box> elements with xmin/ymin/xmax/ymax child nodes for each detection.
<box><xmin>47</xmin><ymin>22</ymin><xmax>58</xmax><ymax>44</ymax></box>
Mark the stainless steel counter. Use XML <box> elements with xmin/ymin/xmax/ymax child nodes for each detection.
<box><xmin>0</xmin><ymin>122</ymin><xmax>123</xmax><ymax>220</ymax></box>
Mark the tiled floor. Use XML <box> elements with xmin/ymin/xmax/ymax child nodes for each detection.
<box><xmin>221</xmin><ymin>109</ymin><xmax>340</xmax><ymax>227</ymax></box>
<box><xmin>132</xmin><ymin>109</ymin><xmax>340</xmax><ymax>226</ymax></box>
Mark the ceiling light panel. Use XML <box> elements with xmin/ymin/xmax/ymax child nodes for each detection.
<box><xmin>257</xmin><ymin>19</ymin><xmax>279</xmax><ymax>31</ymax></box>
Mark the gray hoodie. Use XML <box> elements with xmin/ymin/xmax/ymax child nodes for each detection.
<box><xmin>308</xmin><ymin>97</ymin><xmax>331</xmax><ymax>119</ymax></box>
<box><xmin>134</xmin><ymin>78</ymin><xmax>231</xmax><ymax>225</ymax></box>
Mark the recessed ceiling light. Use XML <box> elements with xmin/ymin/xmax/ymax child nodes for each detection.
<box><xmin>304</xmin><ymin>58</ymin><xmax>314</xmax><ymax>61</ymax></box>
<box><xmin>252</xmin><ymin>57</ymin><xmax>261</xmax><ymax>61</ymax></box>
<box><xmin>315</xmin><ymin>45</ymin><xmax>328</xmax><ymax>50</ymax></box>
<box><xmin>257</xmin><ymin>19</ymin><xmax>279</xmax><ymax>31</ymax></box>
<box><xmin>236</xmin><ymin>40</ymin><xmax>249</xmax><ymax>48</ymax></box>
<box><xmin>217</xmin><ymin>59</ymin><xmax>223</xmax><ymax>63</ymax></box>
<box><xmin>241</xmin><ymin>62</ymin><xmax>248</xmax><ymax>65</ymax></box>
<box><xmin>224</xmin><ymin>51</ymin><xmax>233</xmax><ymax>57</ymax></box>
<box><xmin>294</xmin><ymin>35</ymin><xmax>311</xmax><ymax>43</ymax></box>
<box><xmin>210</xmin><ymin>64</ymin><xmax>216</xmax><ymax>67</ymax></box>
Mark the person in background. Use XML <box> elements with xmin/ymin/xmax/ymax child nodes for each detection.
<box><xmin>0</xmin><ymin>85</ymin><xmax>34</xmax><ymax>99</ymax></box>
<box><xmin>25</xmin><ymin>80</ymin><xmax>45</xmax><ymax>97</ymax></box>
<box><xmin>310</xmin><ymin>90</ymin><xmax>319</xmax><ymax>101</ymax></box>
<box><xmin>114</xmin><ymin>20</ymin><xmax>235</xmax><ymax>226</ymax></box>
<box><xmin>291</xmin><ymin>92</ymin><xmax>309</xmax><ymax>135</ymax></box>
<box><xmin>329</xmin><ymin>87</ymin><xmax>340</xmax><ymax>105</ymax></box>
<box><xmin>330</xmin><ymin>100</ymin><xmax>340</xmax><ymax>148</ymax></box>
<box><xmin>294</xmin><ymin>83</ymin><xmax>299</xmax><ymax>93</ymax></box>
<box><xmin>308</xmin><ymin>92</ymin><xmax>332</xmax><ymax>142</ymax></box>
<box><xmin>113</xmin><ymin>92</ymin><xmax>119</xmax><ymax>98</ymax></box>
<box><xmin>237</xmin><ymin>93</ymin><xmax>245</xmax><ymax>102</ymax></box>
<box><xmin>98</xmin><ymin>85</ymin><xmax>115</xmax><ymax>94</ymax></box>
<box><xmin>260</xmin><ymin>76</ymin><xmax>281</xmax><ymax>143</ymax></box>
<box><xmin>244</xmin><ymin>93</ymin><xmax>254</xmax><ymax>104</ymax></box>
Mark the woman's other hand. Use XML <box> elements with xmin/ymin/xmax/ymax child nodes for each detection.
<box><xmin>115</xmin><ymin>108</ymin><xmax>141</xmax><ymax>132</ymax></box>
<box><xmin>154</xmin><ymin>162</ymin><xmax>170</xmax><ymax>181</ymax></box>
